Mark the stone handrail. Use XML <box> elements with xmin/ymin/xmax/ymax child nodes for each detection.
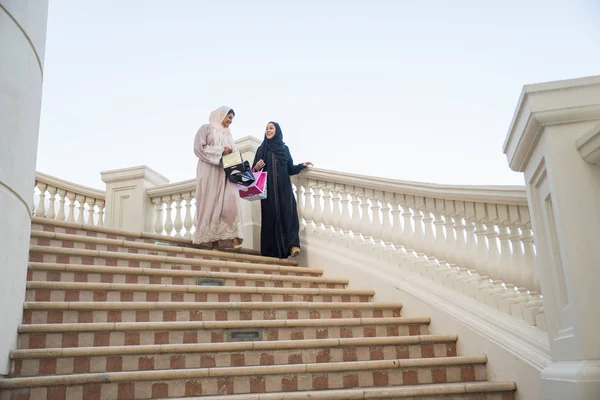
<box><xmin>33</xmin><ymin>172</ymin><xmax>106</xmax><ymax>226</ymax></box>
<box><xmin>292</xmin><ymin>168</ymin><xmax>544</xmax><ymax>330</ymax></box>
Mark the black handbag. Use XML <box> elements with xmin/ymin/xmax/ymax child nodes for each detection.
<box><xmin>223</xmin><ymin>152</ymin><xmax>256</xmax><ymax>187</ymax></box>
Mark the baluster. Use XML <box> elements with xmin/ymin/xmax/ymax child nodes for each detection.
<box><xmin>398</xmin><ymin>196</ymin><xmax>418</xmax><ymax>269</ymax></box>
<box><xmin>390</xmin><ymin>193</ymin><xmax>404</xmax><ymax>258</ymax></box>
<box><xmin>380</xmin><ymin>191</ymin><xmax>395</xmax><ymax>261</ymax></box>
<box><xmin>452</xmin><ymin>210</ymin><xmax>471</xmax><ymax>293</ymax></box>
<box><xmin>444</xmin><ymin>200</ymin><xmax>457</xmax><ymax>266</ymax></box>
<box><xmin>464</xmin><ymin>219</ymin><xmax>478</xmax><ymax>271</ymax></box>
<box><xmin>483</xmin><ymin>204</ymin><xmax>501</xmax><ymax>281</ymax></box>
<box><xmin>453</xmin><ymin>202</ymin><xmax>467</xmax><ymax>268</ymax></box>
<box><xmin>441</xmin><ymin>202</ymin><xmax>462</xmax><ymax>288</ymax></box>
<box><xmin>66</xmin><ymin>192</ymin><xmax>76</xmax><ymax>223</ymax></box>
<box><xmin>303</xmin><ymin>179</ymin><xmax>315</xmax><ymax>234</ymax></box>
<box><xmin>163</xmin><ymin>196</ymin><xmax>174</xmax><ymax>236</ymax></box>
<box><xmin>191</xmin><ymin>193</ymin><xmax>198</xmax><ymax>235</ymax></box>
<box><xmin>153</xmin><ymin>198</ymin><xmax>164</xmax><ymax>234</ymax></box>
<box><xmin>433</xmin><ymin>200</ymin><xmax>447</xmax><ymax>265</ymax></box>
<box><xmin>171</xmin><ymin>194</ymin><xmax>183</xmax><ymax>237</ymax></box>
<box><xmin>294</xmin><ymin>180</ymin><xmax>305</xmax><ymax>232</ymax></box>
<box><xmin>321</xmin><ymin>182</ymin><xmax>333</xmax><ymax>239</ymax></box>
<box><xmin>35</xmin><ymin>183</ymin><xmax>47</xmax><ymax>217</ymax></box>
<box><xmin>370</xmin><ymin>190</ymin><xmax>383</xmax><ymax>254</ymax></box>
<box><xmin>56</xmin><ymin>189</ymin><xmax>67</xmax><ymax>221</ymax></box>
<box><xmin>76</xmin><ymin>194</ymin><xmax>86</xmax><ymax>224</ymax></box>
<box><xmin>358</xmin><ymin>189</ymin><xmax>373</xmax><ymax>252</ymax></box>
<box><xmin>421</xmin><ymin>201</ymin><xmax>437</xmax><ymax>277</ymax></box>
<box><xmin>350</xmin><ymin>186</ymin><xmax>363</xmax><ymax>242</ymax></box>
<box><xmin>311</xmin><ymin>181</ymin><xmax>324</xmax><ymax>236</ymax></box>
<box><xmin>400</xmin><ymin>195</ymin><xmax>413</xmax><ymax>251</ymax></box>
<box><xmin>432</xmin><ymin>210</ymin><xmax>451</xmax><ymax>282</ymax></box>
<box><xmin>411</xmin><ymin>197</ymin><xmax>428</xmax><ymax>273</ymax></box>
<box><xmin>85</xmin><ymin>197</ymin><xmax>96</xmax><ymax>225</ymax></box>
<box><xmin>474</xmin><ymin>220</ymin><xmax>488</xmax><ymax>278</ymax></box>
<box><xmin>521</xmin><ymin>226</ymin><xmax>537</xmax><ymax>289</ymax></box>
<box><xmin>339</xmin><ymin>185</ymin><xmax>352</xmax><ymax>246</ymax></box>
<box><xmin>45</xmin><ymin>186</ymin><xmax>57</xmax><ymax>220</ymax></box>
<box><xmin>330</xmin><ymin>185</ymin><xmax>342</xmax><ymax>240</ymax></box>
<box><xmin>498</xmin><ymin>224</ymin><xmax>513</xmax><ymax>281</ymax></box>
<box><xmin>183</xmin><ymin>193</ymin><xmax>193</xmax><ymax>239</ymax></box>
<box><xmin>96</xmin><ymin>200</ymin><xmax>105</xmax><ymax>227</ymax></box>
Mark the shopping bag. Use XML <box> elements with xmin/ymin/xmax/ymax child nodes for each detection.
<box><xmin>238</xmin><ymin>170</ymin><xmax>267</xmax><ymax>201</ymax></box>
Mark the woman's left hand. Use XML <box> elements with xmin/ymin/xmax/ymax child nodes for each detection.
<box><xmin>303</xmin><ymin>162</ymin><xmax>313</xmax><ymax>168</ymax></box>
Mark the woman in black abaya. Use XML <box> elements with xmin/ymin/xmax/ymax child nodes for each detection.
<box><xmin>253</xmin><ymin>122</ymin><xmax>313</xmax><ymax>258</ymax></box>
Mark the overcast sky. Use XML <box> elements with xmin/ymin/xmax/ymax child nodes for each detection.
<box><xmin>36</xmin><ymin>0</ymin><xmax>600</xmax><ymax>189</ymax></box>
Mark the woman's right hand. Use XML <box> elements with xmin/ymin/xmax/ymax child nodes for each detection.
<box><xmin>223</xmin><ymin>147</ymin><xmax>232</xmax><ymax>155</ymax></box>
<box><xmin>254</xmin><ymin>159</ymin><xmax>265</xmax><ymax>170</ymax></box>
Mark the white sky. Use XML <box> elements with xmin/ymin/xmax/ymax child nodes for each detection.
<box><xmin>36</xmin><ymin>0</ymin><xmax>600</xmax><ymax>189</ymax></box>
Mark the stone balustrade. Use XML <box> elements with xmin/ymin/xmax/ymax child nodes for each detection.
<box><xmin>33</xmin><ymin>172</ymin><xmax>106</xmax><ymax>227</ymax></box>
<box><xmin>292</xmin><ymin>169</ymin><xmax>545</xmax><ymax>330</ymax></box>
<box><xmin>146</xmin><ymin>179</ymin><xmax>196</xmax><ymax>238</ymax></box>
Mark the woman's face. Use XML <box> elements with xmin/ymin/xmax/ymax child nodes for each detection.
<box><xmin>265</xmin><ymin>123</ymin><xmax>276</xmax><ymax>139</ymax></box>
<box><xmin>222</xmin><ymin>113</ymin><xmax>234</xmax><ymax>128</ymax></box>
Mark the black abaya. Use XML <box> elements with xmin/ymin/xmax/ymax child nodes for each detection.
<box><xmin>253</xmin><ymin>133</ymin><xmax>306</xmax><ymax>258</ymax></box>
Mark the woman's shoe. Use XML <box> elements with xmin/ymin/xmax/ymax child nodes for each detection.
<box><xmin>232</xmin><ymin>238</ymin><xmax>242</xmax><ymax>249</ymax></box>
<box><xmin>290</xmin><ymin>247</ymin><xmax>301</xmax><ymax>257</ymax></box>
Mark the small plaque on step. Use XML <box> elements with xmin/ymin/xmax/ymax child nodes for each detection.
<box><xmin>227</xmin><ymin>330</ymin><xmax>265</xmax><ymax>342</ymax></box>
<box><xmin>196</xmin><ymin>279</ymin><xmax>225</xmax><ymax>286</ymax></box>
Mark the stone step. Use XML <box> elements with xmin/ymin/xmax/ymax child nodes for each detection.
<box><xmin>30</xmin><ymin>230</ymin><xmax>297</xmax><ymax>268</ymax></box>
<box><xmin>22</xmin><ymin>301</ymin><xmax>403</xmax><ymax>324</ymax></box>
<box><xmin>27</xmin><ymin>262</ymin><xmax>346</xmax><ymax>289</ymax></box>
<box><xmin>0</xmin><ymin>356</ymin><xmax>493</xmax><ymax>399</ymax></box>
<box><xmin>10</xmin><ymin>335</ymin><xmax>458</xmax><ymax>377</ymax></box>
<box><xmin>31</xmin><ymin>218</ymin><xmax>293</xmax><ymax>266</ymax></box>
<box><xmin>25</xmin><ymin>281</ymin><xmax>374</xmax><ymax>304</ymax></box>
<box><xmin>17</xmin><ymin>317</ymin><xmax>431</xmax><ymax>349</ymax></box>
<box><xmin>161</xmin><ymin>382</ymin><xmax>516</xmax><ymax>400</ymax></box>
<box><xmin>28</xmin><ymin>246</ymin><xmax>320</xmax><ymax>277</ymax></box>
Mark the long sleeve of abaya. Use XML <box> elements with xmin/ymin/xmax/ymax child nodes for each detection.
<box><xmin>194</xmin><ymin>125</ymin><xmax>223</xmax><ymax>165</ymax></box>
<box><xmin>285</xmin><ymin>147</ymin><xmax>306</xmax><ymax>176</ymax></box>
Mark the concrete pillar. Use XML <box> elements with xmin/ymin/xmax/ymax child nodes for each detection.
<box><xmin>504</xmin><ymin>75</ymin><xmax>600</xmax><ymax>400</ymax></box>
<box><xmin>0</xmin><ymin>0</ymin><xmax>49</xmax><ymax>375</ymax></box>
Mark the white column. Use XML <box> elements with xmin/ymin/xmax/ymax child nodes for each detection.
<box><xmin>0</xmin><ymin>0</ymin><xmax>49</xmax><ymax>375</ymax></box>
<box><xmin>504</xmin><ymin>75</ymin><xmax>600</xmax><ymax>399</ymax></box>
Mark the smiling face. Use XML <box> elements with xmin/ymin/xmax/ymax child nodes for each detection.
<box><xmin>265</xmin><ymin>123</ymin><xmax>276</xmax><ymax>139</ymax></box>
<box><xmin>222</xmin><ymin>112</ymin><xmax>234</xmax><ymax>128</ymax></box>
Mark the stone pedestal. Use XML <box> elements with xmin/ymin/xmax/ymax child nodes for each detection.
<box><xmin>0</xmin><ymin>0</ymin><xmax>49</xmax><ymax>375</ymax></box>
<box><xmin>100</xmin><ymin>166</ymin><xmax>170</xmax><ymax>232</ymax></box>
<box><xmin>504</xmin><ymin>75</ymin><xmax>600</xmax><ymax>400</ymax></box>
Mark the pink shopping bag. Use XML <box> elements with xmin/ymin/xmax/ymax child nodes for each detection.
<box><xmin>238</xmin><ymin>171</ymin><xmax>267</xmax><ymax>201</ymax></box>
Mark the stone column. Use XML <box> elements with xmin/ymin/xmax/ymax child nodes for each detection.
<box><xmin>0</xmin><ymin>0</ymin><xmax>49</xmax><ymax>375</ymax></box>
<box><xmin>504</xmin><ymin>75</ymin><xmax>600</xmax><ymax>400</ymax></box>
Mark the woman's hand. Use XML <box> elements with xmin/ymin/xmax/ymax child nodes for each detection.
<box><xmin>303</xmin><ymin>162</ymin><xmax>313</xmax><ymax>168</ymax></box>
<box><xmin>254</xmin><ymin>159</ymin><xmax>265</xmax><ymax>170</ymax></box>
<box><xmin>223</xmin><ymin>147</ymin><xmax>233</xmax><ymax>155</ymax></box>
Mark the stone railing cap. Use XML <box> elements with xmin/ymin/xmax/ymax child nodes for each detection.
<box><xmin>504</xmin><ymin>75</ymin><xmax>600</xmax><ymax>172</ymax></box>
<box><xmin>100</xmin><ymin>165</ymin><xmax>170</xmax><ymax>186</ymax></box>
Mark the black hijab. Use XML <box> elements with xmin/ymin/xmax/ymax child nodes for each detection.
<box><xmin>259</xmin><ymin>121</ymin><xmax>288</xmax><ymax>163</ymax></box>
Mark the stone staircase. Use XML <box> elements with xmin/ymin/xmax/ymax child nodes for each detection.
<box><xmin>0</xmin><ymin>219</ymin><xmax>516</xmax><ymax>399</ymax></box>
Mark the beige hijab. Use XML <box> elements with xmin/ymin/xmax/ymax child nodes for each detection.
<box><xmin>208</xmin><ymin>106</ymin><xmax>233</xmax><ymax>140</ymax></box>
